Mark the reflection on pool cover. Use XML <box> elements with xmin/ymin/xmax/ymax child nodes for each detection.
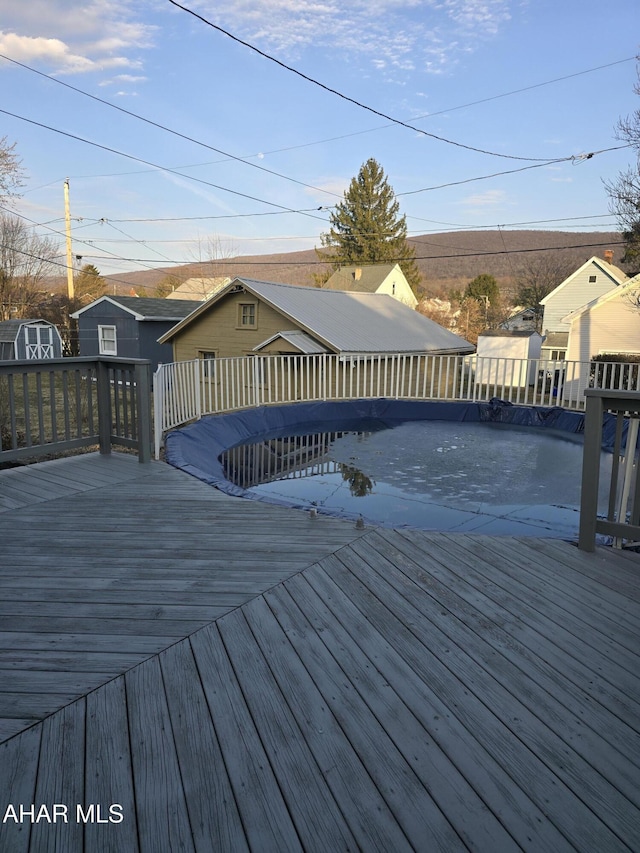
<box><xmin>220</xmin><ymin>420</ymin><xmax>612</xmax><ymax>538</ymax></box>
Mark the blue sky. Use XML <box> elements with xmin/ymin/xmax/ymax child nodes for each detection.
<box><xmin>1</xmin><ymin>0</ymin><xmax>638</xmax><ymax>278</ymax></box>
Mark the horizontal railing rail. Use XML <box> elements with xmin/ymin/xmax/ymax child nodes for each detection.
<box><xmin>579</xmin><ymin>389</ymin><xmax>640</xmax><ymax>551</ymax></box>
<box><xmin>154</xmin><ymin>353</ymin><xmax>640</xmax><ymax>458</ymax></box>
<box><xmin>0</xmin><ymin>356</ymin><xmax>152</xmax><ymax>464</ymax></box>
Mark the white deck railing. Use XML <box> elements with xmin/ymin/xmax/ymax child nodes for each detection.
<box><xmin>153</xmin><ymin>353</ymin><xmax>640</xmax><ymax>459</ymax></box>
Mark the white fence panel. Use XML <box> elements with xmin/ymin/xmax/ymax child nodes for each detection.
<box><xmin>153</xmin><ymin>353</ymin><xmax>638</xmax><ymax>458</ymax></box>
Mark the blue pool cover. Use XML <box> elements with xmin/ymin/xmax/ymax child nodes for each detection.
<box><xmin>164</xmin><ymin>398</ymin><xmax>622</xmax><ymax>531</ymax></box>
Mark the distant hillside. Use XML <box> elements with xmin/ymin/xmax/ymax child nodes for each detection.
<box><xmin>102</xmin><ymin>230</ymin><xmax>624</xmax><ymax>298</ymax></box>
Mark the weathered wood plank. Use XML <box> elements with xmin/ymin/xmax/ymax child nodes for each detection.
<box><xmin>322</xmin><ymin>544</ymin><xmax>640</xmax><ymax>851</ymax></box>
<box><xmin>217</xmin><ymin>609</ymin><xmax>360</xmax><ymax>852</ymax></box>
<box><xmin>30</xmin><ymin>700</ymin><xmax>85</xmax><ymax>852</ymax></box>
<box><xmin>407</xmin><ymin>531</ymin><xmax>640</xmax><ymax>699</ymax></box>
<box><xmin>125</xmin><ymin>656</ymin><xmax>195</xmax><ymax>853</ymax></box>
<box><xmin>0</xmin><ymin>632</ymin><xmax>172</xmax><ymax>654</ymax></box>
<box><xmin>0</xmin><ymin>650</ymin><xmax>146</xmax><ymax>671</ymax></box>
<box><xmin>364</xmin><ymin>529</ymin><xmax>640</xmax><ymax>767</ymax></box>
<box><xmin>276</xmin><ymin>565</ymin><xmax>569</xmax><ymax>852</ymax></box>
<box><xmin>0</xmin><ymin>692</ymin><xmax>81</xmax><ymax>719</ymax></box>
<box><xmin>190</xmin><ymin>623</ymin><xmax>302</xmax><ymax>851</ymax></box>
<box><xmin>159</xmin><ymin>640</ymin><xmax>249</xmax><ymax>852</ymax></box>
<box><xmin>243</xmin><ymin>593</ymin><xmax>436</xmax><ymax>852</ymax></box>
<box><xmin>85</xmin><ymin>677</ymin><xmax>139</xmax><ymax>853</ymax></box>
<box><xmin>0</xmin><ymin>724</ymin><xmax>41</xmax><ymax>853</ymax></box>
<box><xmin>264</xmin><ymin>576</ymin><xmax>474</xmax><ymax>851</ymax></box>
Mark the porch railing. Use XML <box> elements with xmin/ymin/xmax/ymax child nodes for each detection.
<box><xmin>579</xmin><ymin>389</ymin><xmax>640</xmax><ymax>551</ymax></box>
<box><xmin>153</xmin><ymin>353</ymin><xmax>640</xmax><ymax>458</ymax></box>
<box><xmin>0</xmin><ymin>357</ymin><xmax>152</xmax><ymax>465</ymax></box>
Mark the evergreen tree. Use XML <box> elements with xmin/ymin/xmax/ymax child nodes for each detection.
<box><xmin>315</xmin><ymin>158</ymin><xmax>422</xmax><ymax>291</ymax></box>
<box><xmin>74</xmin><ymin>263</ymin><xmax>106</xmax><ymax>304</ymax></box>
<box><xmin>464</xmin><ymin>274</ymin><xmax>499</xmax><ymax>304</ymax></box>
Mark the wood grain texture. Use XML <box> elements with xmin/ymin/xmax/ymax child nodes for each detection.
<box><xmin>0</xmin><ymin>452</ymin><xmax>638</xmax><ymax>851</ymax></box>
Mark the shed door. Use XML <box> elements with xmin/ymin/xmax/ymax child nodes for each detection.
<box><xmin>24</xmin><ymin>324</ymin><xmax>54</xmax><ymax>359</ymax></box>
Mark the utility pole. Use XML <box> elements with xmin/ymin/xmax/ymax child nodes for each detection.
<box><xmin>64</xmin><ymin>179</ymin><xmax>75</xmax><ymax>299</ymax></box>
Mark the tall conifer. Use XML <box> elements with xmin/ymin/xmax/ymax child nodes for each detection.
<box><xmin>315</xmin><ymin>158</ymin><xmax>421</xmax><ymax>290</ymax></box>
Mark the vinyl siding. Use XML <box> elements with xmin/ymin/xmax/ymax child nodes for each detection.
<box><xmin>171</xmin><ymin>291</ymin><xmax>302</xmax><ymax>361</ymax></box>
<box><xmin>566</xmin><ymin>295</ymin><xmax>640</xmax><ymax>362</ymax></box>
<box><xmin>542</xmin><ymin>265</ymin><xmax>619</xmax><ymax>333</ymax></box>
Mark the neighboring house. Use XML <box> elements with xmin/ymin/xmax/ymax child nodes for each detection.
<box><xmin>539</xmin><ymin>253</ymin><xmax>628</xmax><ymax>360</ymax></box>
<box><xmin>158</xmin><ymin>277</ymin><xmax>473</xmax><ymax>361</ymax></box>
<box><xmin>500</xmin><ymin>307</ymin><xmax>538</xmax><ymax>332</ymax></box>
<box><xmin>321</xmin><ymin>263</ymin><xmax>418</xmax><ymax>308</ymax></box>
<box><xmin>0</xmin><ymin>319</ymin><xmax>63</xmax><ymax>360</ymax></box>
<box><xmin>166</xmin><ymin>276</ymin><xmax>231</xmax><ymax>301</ymax></box>
<box><xmin>561</xmin><ymin>273</ymin><xmax>640</xmax><ymax>363</ymax></box>
<box><xmin>71</xmin><ymin>296</ymin><xmax>197</xmax><ymax>373</ymax></box>
<box><xmin>475</xmin><ymin>329</ymin><xmax>543</xmax><ymax>387</ymax></box>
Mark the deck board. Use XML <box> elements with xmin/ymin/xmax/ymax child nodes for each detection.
<box><xmin>0</xmin><ymin>451</ymin><xmax>639</xmax><ymax>851</ymax></box>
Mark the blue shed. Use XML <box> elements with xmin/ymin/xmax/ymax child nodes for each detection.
<box><xmin>0</xmin><ymin>319</ymin><xmax>64</xmax><ymax>360</ymax></box>
<box><xmin>71</xmin><ymin>296</ymin><xmax>197</xmax><ymax>372</ymax></box>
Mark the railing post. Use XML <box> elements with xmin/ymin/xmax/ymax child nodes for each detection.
<box><xmin>96</xmin><ymin>359</ymin><xmax>112</xmax><ymax>455</ymax></box>
<box><xmin>578</xmin><ymin>392</ymin><xmax>604</xmax><ymax>552</ymax></box>
<box><xmin>135</xmin><ymin>361</ymin><xmax>152</xmax><ymax>463</ymax></box>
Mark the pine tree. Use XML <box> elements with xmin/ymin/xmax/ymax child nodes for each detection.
<box><xmin>74</xmin><ymin>263</ymin><xmax>106</xmax><ymax>304</ymax></box>
<box><xmin>315</xmin><ymin>158</ymin><xmax>421</xmax><ymax>290</ymax></box>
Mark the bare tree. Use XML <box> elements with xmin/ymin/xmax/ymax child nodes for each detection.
<box><xmin>605</xmin><ymin>61</ymin><xmax>640</xmax><ymax>269</ymax></box>
<box><xmin>0</xmin><ymin>137</ymin><xmax>25</xmax><ymax>207</ymax></box>
<box><xmin>514</xmin><ymin>254</ymin><xmax>577</xmax><ymax>328</ymax></box>
<box><xmin>0</xmin><ymin>213</ymin><xmax>60</xmax><ymax>320</ymax></box>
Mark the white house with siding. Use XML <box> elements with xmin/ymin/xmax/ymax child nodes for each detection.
<box><xmin>539</xmin><ymin>253</ymin><xmax>627</xmax><ymax>360</ymax></box>
<box><xmin>555</xmin><ymin>273</ymin><xmax>640</xmax><ymax>402</ymax></box>
<box><xmin>562</xmin><ymin>273</ymin><xmax>640</xmax><ymax>363</ymax></box>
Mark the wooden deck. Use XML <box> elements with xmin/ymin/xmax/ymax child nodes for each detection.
<box><xmin>0</xmin><ymin>453</ymin><xmax>639</xmax><ymax>851</ymax></box>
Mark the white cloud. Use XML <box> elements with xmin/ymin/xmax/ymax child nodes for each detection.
<box><xmin>460</xmin><ymin>188</ymin><xmax>508</xmax><ymax>207</ymax></box>
<box><xmin>198</xmin><ymin>0</ymin><xmax>513</xmax><ymax>77</ymax></box>
<box><xmin>0</xmin><ymin>2</ymin><xmax>155</xmax><ymax>76</ymax></box>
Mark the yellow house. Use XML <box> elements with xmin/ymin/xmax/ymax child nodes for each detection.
<box><xmin>158</xmin><ymin>277</ymin><xmax>473</xmax><ymax>401</ymax></box>
<box><xmin>158</xmin><ymin>277</ymin><xmax>471</xmax><ymax>361</ymax></box>
<box><xmin>321</xmin><ymin>263</ymin><xmax>418</xmax><ymax>308</ymax></box>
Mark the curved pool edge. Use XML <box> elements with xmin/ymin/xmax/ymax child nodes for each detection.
<box><xmin>163</xmin><ymin>398</ymin><xmax>618</xmax><ymax>528</ymax></box>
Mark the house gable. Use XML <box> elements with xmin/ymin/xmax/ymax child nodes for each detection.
<box><xmin>168</xmin><ymin>287</ymin><xmax>316</xmax><ymax>361</ymax></box>
<box><xmin>563</xmin><ymin>274</ymin><xmax>640</xmax><ymax>362</ymax></box>
<box><xmin>160</xmin><ymin>277</ymin><xmax>473</xmax><ymax>360</ymax></box>
<box><xmin>322</xmin><ymin>263</ymin><xmax>417</xmax><ymax>308</ymax></box>
<box><xmin>539</xmin><ymin>257</ymin><xmax>627</xmax><ymax>335</ymax></box>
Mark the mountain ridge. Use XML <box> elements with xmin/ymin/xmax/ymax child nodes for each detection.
<box><xmin>102</xmin><ymin>229</ymin><xmax>624</xmax><ymax>297</ymax></box>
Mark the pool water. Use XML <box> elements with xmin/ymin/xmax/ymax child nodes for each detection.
<box><xmin>221</xmin><ymin>420</ymin><xmax>612</xmax><ymax>537</ymax></box>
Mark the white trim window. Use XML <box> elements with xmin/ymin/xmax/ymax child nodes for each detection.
<box><xmin>98</xmin><ymin>324</ymin><xmax>117</xmax><ymax>355</ymax></box>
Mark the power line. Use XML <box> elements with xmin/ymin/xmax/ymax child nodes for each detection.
<box><xmin>78</xmin><ymin>238</ymin><xmax>627</xmax><ymax>266</ymax></box>
<box><xmin>0</xmin><ymin>52</ymin><xmax>344</xmax><ymax>201</ymax></box>
<box><xmin>0</xmin><ymin>108</ymin><xmax>330</xmax><ymax>224</ymax></box>
<box><xmin>167</xmin><ymin>0</ymin><xmax>596</xmax><ymax>165</ymax></box>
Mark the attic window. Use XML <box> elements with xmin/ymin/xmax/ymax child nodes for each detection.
<box><xmin>589</xmin><ymin>275</ymin><xmax>597</xmax><ymax>283</ymax></box>
<box><xmin>237</xmin><ymin>302</ymin><xmax>257</xmax><ymax>329</ymax></box>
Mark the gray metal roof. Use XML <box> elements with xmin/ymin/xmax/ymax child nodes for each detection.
<box><xmin>253</xmin><ymin>330</ymin><xmax>330</xmax><ymax>354</ymax></box>
<box><xmin>162</xmin><ymin>278</ymin><xmax>473</xmax><ymax>355</ymax></box>
<box><xmin>72</xmin><ymin>295</ymin><xmax>197</xmax><ymax>321</ymax></box>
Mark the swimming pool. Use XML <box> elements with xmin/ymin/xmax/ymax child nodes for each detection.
<box><xmin>165</xmin><ymin>398</ymin><xmax>616</xmax><ymax>539</ymax></box>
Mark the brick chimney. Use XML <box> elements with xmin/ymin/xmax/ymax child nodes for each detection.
<box><xmin>603</xmin><ymin>250</ymin><xmax>614</xmax><ymax>264</ymax></box>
